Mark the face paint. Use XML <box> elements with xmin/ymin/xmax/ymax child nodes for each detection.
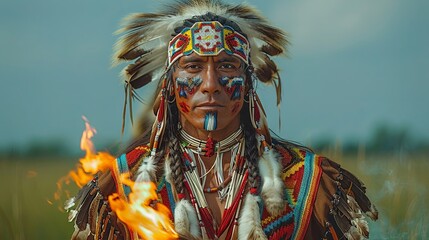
<box><xmin>179</xmin><ymin>102</ymin><xmax>190</xmax><ymax>113</ymax></box>
<box><xmin>204</xmin><ymin>112</ymin><xmax>217</xmax><ymax>131</ymax></box>
<box><xmin>231</xmin><ymin>102</ymin><xmax>241</xmax><ymax>114</ymax></box>
<box><xmin>219</xmin><ymin>76</ymin><xmax>245</xmax><ymax>100</ymax></box>
<box><xmin>175</xmin><ymin>76</ymin><xmax>203</xmax><ymax>98</ymax></box>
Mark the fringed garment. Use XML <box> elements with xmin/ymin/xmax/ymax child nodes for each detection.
<box><xmin>68</xmin><ymin>140</ymin><xmax>377</xmax><ymax>240</ymax></box>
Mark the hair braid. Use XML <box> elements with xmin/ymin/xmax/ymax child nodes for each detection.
<box><xmin>153</xmin><ymin>147</ymin><xmax>166</xmax><ymax>180</ymax></box>
<box><xmin>165</xmin><ymin>87</ymin><xmax>186</xmax><ymax>194</ymax></box>
<box><xmin>169</xmin><ymin>135</ymin><xmax>185</xmax><ymax>195</ymax></box>
<box><xmin>241</xmin><ymin>86</ymin><xmax>261</xmax><ymax>193</ymax></box>
<box><xmin>243</xmin><ymin>123</ymin><xmax>260</xmax><ymax>192</ymax></box>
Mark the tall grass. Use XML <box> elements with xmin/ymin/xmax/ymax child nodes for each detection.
<box><xmin>1</xmin><ymin>149</ymin><xmax>428</xmax><ymax>239</ymax></box>
<box><xmin>0</xmin><ymin>157</ymin><xmax>77</xmax><ymax>239</ymax></box>
<box><xmin>320</xmin><ymin>143</ymin><xmax>429</xmax><ymax>239</ymax></box>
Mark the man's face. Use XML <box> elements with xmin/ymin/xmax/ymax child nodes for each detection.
<box><xmin>172</xmin><ymin>51</ymin><xmax>246</xmax><ymax>134</ymax></box>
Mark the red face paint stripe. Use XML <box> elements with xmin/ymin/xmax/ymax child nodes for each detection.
<box><xmin>179</xmin><ymin>101</ymin><xmax>190</xmax><ymax>113</ymax></box>
<box><xmin>231</xmin><ymin>102</ymin><xmax>241</xmax><ymax>114</ymax></box>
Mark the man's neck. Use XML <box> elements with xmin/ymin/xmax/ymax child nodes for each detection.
<box><xmin>179</xmin><ymin>120</ymin><xmax>241</xmax><ymax>142</ymax></box>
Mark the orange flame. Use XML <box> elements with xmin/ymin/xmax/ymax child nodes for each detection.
<box><xmin>109</xmin><ymin>175</ymin><xmax>179</xmax><ymax>240</ymax></box>
<box><xmin>52</xmin><ymin>116</ymin><xmax>113</xmax><ymax>205</ymax></box>
<box><xmin>55</xmin><ymin>117</ymin><xmax>178</xmax><ymax>239</ymax></box>
<box><xmin>68</xmin><ymin>116</ymin><xmax>114</xmax><ymax>188</ymax></box>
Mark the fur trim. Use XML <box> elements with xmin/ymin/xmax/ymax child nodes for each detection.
<box><xmin>258</xmin><ymin>149</ymin><xmax>285</xmax><ymax>216</ymax></box>
<box><xmin>174</xmin><ymin>199</ymin><xmax>201</xmax><ymax>238</ymax></box>
<box><xmin>238</xmin><ymin>194</ymin><xmax>267</xmax><ymax>240</ymax></box>
<box><xmin>135</xmin><ymin>155</ymin><xmax>156</xmax><ymax>182</ymax></box>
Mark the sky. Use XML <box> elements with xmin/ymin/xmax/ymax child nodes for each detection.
<box><xmin>1</xmin><ymin>0</ymin><xmax>428</xmax><ymax>151</ymax></box>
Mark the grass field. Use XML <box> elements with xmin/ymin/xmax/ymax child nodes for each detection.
<box><xmin>322</xmin><ymin>147</ymin><xmax>429</xmax><ymax>239</ymax></box>
<box><xmin>0</xmin><ymin>157</ymin><xmax>78</xmax><ymax>239</ymax></box>
<box><xmin>1</xmin><ymin>151</ymin><xmax>428</xmax><ymax>239</ymax></box>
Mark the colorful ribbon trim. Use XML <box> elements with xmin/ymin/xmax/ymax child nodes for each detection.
<box><xmin>291</xmin><ymin>152</ymin><xmax>323</xmax><ymax>240</ymax></box>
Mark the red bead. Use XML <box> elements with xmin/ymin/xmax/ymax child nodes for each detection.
<box><xmin>177</xmin><ymin>193</ymin><xmax>185</xmax><ymax>200</ymax></box>
<box><xmin>250</xmin><ymin>187</ymin><xmax>258</xmax><ymax>195</ymax></box>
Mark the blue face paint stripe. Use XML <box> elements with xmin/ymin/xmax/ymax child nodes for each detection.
<box><xmin>204</xmin><ymin>112</ymin><xmax>217</xmax><ymax>131</ymax></box>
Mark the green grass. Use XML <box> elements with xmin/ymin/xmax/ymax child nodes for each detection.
<box><xmin>1</xmin><ymin>151</ymin><xmax>428</xmax><ymax>239</ymax></box>
<box><xmin>321</xmin><ymin>147</ymin><xmax>429</xmax><ymax>239</ymax></box>
<box><xmin>0</xmin><ymin>157</ymin><xmax>78</xmax><ymax>240</ymax></box>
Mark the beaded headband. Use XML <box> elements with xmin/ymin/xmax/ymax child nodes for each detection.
<box><xmin>168</xmin><ymin>21</ymin><xmax>250</xmax><ymax>66</ymax></box>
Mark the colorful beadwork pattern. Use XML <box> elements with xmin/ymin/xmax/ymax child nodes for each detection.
<box><xmin>168</xmin><ymin>21</ymin><xmax>250</xmax><ymax>66</ymax></box>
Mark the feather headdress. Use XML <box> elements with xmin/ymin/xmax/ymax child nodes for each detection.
<box><xmin>113</xmin><ymin>0</ymin><xmax>288</xmax><ymax>130</ymax></box>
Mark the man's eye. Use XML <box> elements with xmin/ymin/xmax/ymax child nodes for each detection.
<box><xmin>185</xmin><ymin>64</ymin><xmax>201</xmax><ymax>70</ymax></box>
<box><xmin>218</xmin><ymin>63</ymin><xmax>237</xmax><ymax>70</ymax></box>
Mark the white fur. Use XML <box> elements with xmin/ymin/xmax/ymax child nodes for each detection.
<box><xmin>258</xmin><ymin>149</ymin><xmax>285</xmax><ymax>216</ymax></box>
<box><xmin>174</xmin><ymin>199</ymin><xmax>200</xmax><ymax>238</ymax></box>
<box><xmin>238</xmin><ymin>194</ymin><xmax>267</xmax><ymax>240</ymax></box>
<box><xmin>164</xmin><ymin>154</ymin><xmax>173</xmax><ymax>185</ymax></box>
<box><xmin>135</xmin><ymin>155</ymin><xmax>156</xmax><ymax>182</ymax></box>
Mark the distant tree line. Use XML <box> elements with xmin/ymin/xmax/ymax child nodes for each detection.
<box><xmin>0</xmin><ymin>138</ymin><xmax>123</xmax><ymax>159</ymax></box>
<box><xmin>1</xmin><ymin>124</ymin><xmax>428</xmax><ymax>159</ymax></box>
<box><xmin>312</xmin><ymin>124</ymin><xmax>429</xmax><ymax>155</ymax></box>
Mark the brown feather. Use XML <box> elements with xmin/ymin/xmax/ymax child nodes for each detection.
<box><xmin>129</xmin><ymin>85</ymin><xmax>134</xmax><ymax>126</ymax></box>
<box><xmin>122</xmin><ymin>84</ymin><xmax>128</xmax><ymax>134</ymax></box>
<box><xmin>261</xmin><ymin>45</ymin><xmax>284</xmax><ymax>56</ymax></box>
<box><xmin>341</xmin><ymin>169</ymin><xmax>378</xmax><ymax>220</ymax></box>
<box><xmin>75</xmin><ymin>185</ymin><xmax>97</xmax><ymax>230</ymax></box>
<box><xmin>118</xmin><ymin>49</ymin><xmax>149</xmax><ymax>61</ymax></box>
<box><xmin>255</xmin><ymin>55</ymin><xmax>278</xmax><ymax>83</ymax></box>
<box><xmin>88</xmin><ymin>193</ymin><xmax>103</xmax><ymax>233</ymax></box>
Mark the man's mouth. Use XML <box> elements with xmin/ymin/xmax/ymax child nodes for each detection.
<box><xmin>195</xmin><ymin>102</ymin><xmax>224</xmax><ymax>110</ymax></box>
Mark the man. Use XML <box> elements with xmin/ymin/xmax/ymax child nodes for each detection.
<box><xmin>67</xmin><ymin>0</ymin><xmax>378</xmax><ymax>239</ymax></box>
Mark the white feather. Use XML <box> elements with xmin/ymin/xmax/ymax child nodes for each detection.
<box><xmin>64</xmin><ymin>197</ymin><xmax>76</xmax><ymax>211</ymax></box>
<box><xmin>345</xmin><ymin>195</ymin><xmax>370</xmax><ymax>239</ymax></box>
<box><xmin>135</xmin><ymin>155</ymin><xmax>156</xmax><ymax>182</ymax></box>
<box><xmin>174</xmin><ymin>199</ymin><xmax>201</xmax><ymax>238</ymax></box>
<box><xmin>258</xmin><ymin>149</ymin><xmax>285</xmax><ymax>216</ymax></box>
<box><xmin>238</xmin><ymin>194</ymin><xmax>267</xmax><ymax>240</ymax></box>
<box><xmin>164</xmin><ymin>154</ymin><xmax>173</xmax><ymax>185</ymax></box>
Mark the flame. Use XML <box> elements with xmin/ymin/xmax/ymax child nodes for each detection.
<box><xmin>52</xmin><ymin>116</ymin><xmax>113</xmax><ymax>207</ymax></box>
<box><xmin>54</xmin><ymin>116</ymin><xmax>178</xmax><ymax>239</ymax></box>
<box><xmin>68</xmin><ymin>116</ymin><xmax>114</xmax><ymax>188</ymax></box>
<box><xmin>109</xmin><ymin>174</ymin><xmax>179</xmax><ymax>240</ymax></box>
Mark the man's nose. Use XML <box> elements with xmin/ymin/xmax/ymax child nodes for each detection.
<box><xmin>199</xmin><ymin>64</ymin><xmax>222</xmax><ymax>95</ymax></box>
